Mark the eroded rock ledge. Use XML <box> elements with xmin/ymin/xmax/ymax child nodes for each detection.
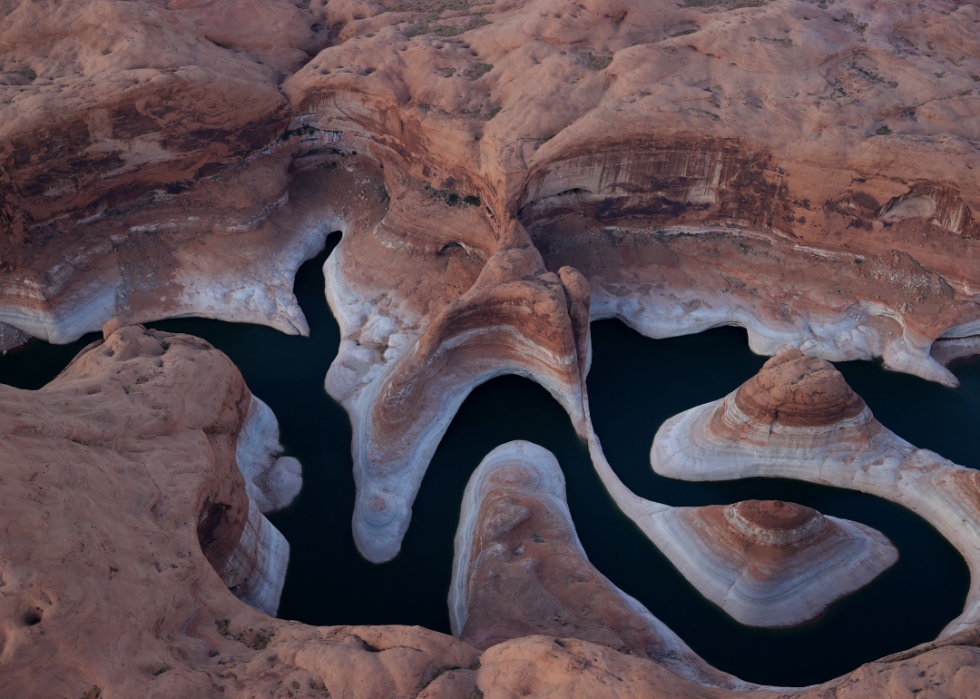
<box><xmin>3</xmin><ymin>0</ymin><xmax>980</xmax><ymax>564</ymax></box>
<box><xmin>0</xmin><ymin>334</ymin><xmax>980</xmax><ymax>699</ymax></box>
<box><xmin>3</xmin><ymin>0</ymin><xmax>980</xmax><ymax>695</ymax></box>
<box><xmin>1</xmin><ymin>332</ymin><xmax>979</xmax><ymax>697</ymax></box>
<box><xmin>648</xmin><ymin>499</ymin><xmax>898</xmax><ymax>628</ymax></box>
<box><xmin>449</xmin><ymin>440</ymin><xmax>762</xmax><ymax>690</ymax></box>
<box><xmin>651</xmin><ymin>350</ymin><xmax>980</xmax><ymax>639</ymax></box>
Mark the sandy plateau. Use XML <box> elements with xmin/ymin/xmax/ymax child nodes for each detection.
<box><xmin>2</xmin><ymin>0</ymin><xmax>980</xmax><ymax>695</ymax></box>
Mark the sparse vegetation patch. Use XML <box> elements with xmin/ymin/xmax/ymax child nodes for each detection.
<box><xmin>585</xmin><ymin>52</ymin><xmax>613</xmax><ymax>71</ymax></box>
<box><xmin>424</xmin><ymin>183</ymin><xmax>481</xmax><ymax>207</ymax></box>
<box><xmin>834</xmin><ymin>12</ymin><xmax>868</xmax><ymax>34</ymax></box>
<box><xmin>466</xmin><ymin>63</ymin><xmax>493</xmax><ymax>80</ymax></box>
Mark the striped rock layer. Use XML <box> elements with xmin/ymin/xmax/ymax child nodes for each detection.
<box><xmin>651</xmin><ymin>350</ymin><xmax>980</xmax><ymax>639</ymax></box>
<box><xmin>648</xmin><ymin>500</ymin><xmax>898</xmax><ymax>628</ymax></box>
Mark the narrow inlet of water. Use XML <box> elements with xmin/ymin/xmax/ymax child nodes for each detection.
<box><xmin>0</xmin><ymin>236</ymin><xmax>975</xmax><ymax>687</ymax></box>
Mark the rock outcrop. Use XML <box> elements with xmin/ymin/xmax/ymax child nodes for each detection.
<box><xmin>584</xmin><ymin>416</ymin><xmax>898</xmax><ymax>630</ymax></box>
<box><xmin>330</xmin><ymin>219</ymin><xmax>593</xmax><ymax>562</ymax></box>
<box><xmin>651</xmin><ymin>349</ymin><xmax>980</xmax><ymax>639</ymax></box>
<box><xmin>449</xmin><ymin>440</ymin><xmax>762</xmax><ymax>690</ymax></box>
<box><xmin>647</xmin><ymin>499</ymin><xmax>898</xmax><ymax>628</ymax></box>
<box><xmin>0</xmin><ymin>324</ymin><xmax>298</xmax><ymax>618</ymax></box>
<box><xmin>3</xmin><ymin>0</ymin><xmax>980</xmax><ymax>695</ymax></box>
<box><xmin>3</xmin><ymin>0</ymin><xmax>980</xmax><ymax>565</ymax></box>
<box><xmin>3</xmin><ymin>327</ymin><xmax>980</xmax><ymax>698</ymax></box>
<box><xmin>237</xmin><ymin>394</ymin><xmax>304</xmax><ymax>515</ymax></box>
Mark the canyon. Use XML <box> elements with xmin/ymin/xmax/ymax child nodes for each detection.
<box><xmin>652</xmin><ymin>349</ymin><xmax>980</xmax><ymax>641</ymax></box>
<box><xmin>2</xmin><ymin>0</ymin><xmax>980</xmax><ymax>695</ymax></box>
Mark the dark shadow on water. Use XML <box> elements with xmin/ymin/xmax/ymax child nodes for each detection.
<box><xmin>0</xmin><ymin>244</ymin><xmax>976</xmax><ymax>686</ymax></box>
<box><xmin>0</xmin><ymin>331</ymin><xmax>101</xmax><ymax>389</ymax></box>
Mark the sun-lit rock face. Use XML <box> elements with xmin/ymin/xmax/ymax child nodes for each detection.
<box><xmin>3</xmin><ymin>0</ymin><xmax>980</xmax><ymax>567</ymax></box>
<box><xmin>0</xmin><ymin>324</ymin><xmax>299</xmax><ymax>617</ymax></box>
<box><xmin>336</xmin><ymin>221</ymin><xmax>593</xmax><ymax>563</ymax></box>
<box><xmin>648</xmin><ymin>500</ymin><xmax>898</xmax><ymax>628</ymax></box>
<box><xmin>651</xmin><ymin>350</ymin><xmax>980</xmax><ymax>640</ymax></box>
<box><xmin>652</xmin><ymin>351</ymin><xmax>893</xmax><ymax>475</ymax></box>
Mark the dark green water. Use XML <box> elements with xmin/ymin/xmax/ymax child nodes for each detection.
<box><xmin>1</xmin><ymin>234</ymin><xmax>975</xmax><ymax>686</ymax></box>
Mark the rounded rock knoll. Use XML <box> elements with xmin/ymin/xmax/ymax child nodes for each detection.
<box><xmin>650</xmin><ymin>349</ymin><xmax>980</xmax><ymax>639</ymax></box>
<box><xmin>733</xmin><ymin>350</ymin><xmax>866</xmax><ymax>427</ymax></box>
<box><xmin>650</xmin><ymin>499</ymin><xmax>898</xmax><ymax>628</ymax></box>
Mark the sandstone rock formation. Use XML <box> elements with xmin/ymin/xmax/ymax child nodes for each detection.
<box><xmin>582</xmin><ymin>410</ymin><xmax>897</xmax><ymax>630</ymax></box>
<box><xmin>647</xmin><ymin>499</ymin><xmax>898</xmax><ymax>628</ymax></box>
<box><xmin>3</xmin><ymin>0</ymin><xmax>980</xmax><ymax>565</ymax></box>
<box><xmin>651</xmin><ymin>349</ymin><xmax>980</xmax><ymax>639</ymax></box>
<box><xmin>329</xmin><ymin>219</ymin><xmax>593</xmax><ymax>562</ymax></box>
<box><xmin>4</xmin><ymin>0</ymin><xmax>980</xmax><ymax>694</ymax></box>
<box><xmin>3</xmin><ymin>325</ymin><xmax>980</xmax><ymax>697</ymax></box>
<box><xmin>237</xmin><ymin>395</ymin><xmax>304</xmax><ymax>515</ymax></box>
<box><xmin>0</xmin><ymin>324</ymin><xmax>298</xmax><ymax>618</ymax></box>
<box><xmin>449</xmin><ymin>440</ymin><xmax>762</xmax><ymax>690</ymax></box>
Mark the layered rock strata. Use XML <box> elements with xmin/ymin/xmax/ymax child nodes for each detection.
<box><xmin>4</xmin><ymin>0</ymin><xmax>980</xmax><ymax>566</ymax></box>
<box><xmin>449</xmin><ymin>440</ymin><xmax>762</xmax><ymax>690</ymax></box>
<box><xmin>3</xmin><ymin>326</ymin><xmax>980</xmax><ymax>697</ymax></box>
<box><xmin>651</xmin><ymin>350</ymin><xmax>980</xmax><ymax>639</ymax></box>
<box><xmin>4</xmin><ymin>0</ymin><xmax>980</xmax><ymax>694</ymax></box>
<box><xmin>328</xmin><ymin>217</ymin><xmax>592</xmax><ymax>562</ymax></box>
<box><xmin>648</xmin><ymin>500</ymin><xmax>898</xmax><ymax>628</ymax></box>
<box><xmin>582</xmin><ymin>419</ymin><xmax>897</xmax><ymax>630</ymax></box>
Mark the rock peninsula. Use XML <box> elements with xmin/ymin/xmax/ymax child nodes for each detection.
<box><xmin>652</xmin><ymin>349</ymin><xmax>980</xmax><ymax>639</ymax></box>
<box><xmin>2</xmin><ymin>0</ymin><xmax>980</xmax><ymax>695</ymax></box>
<box><xmin>0</xmin><ymin>328</ymin><xmax>978</xmax><ymax>697</ymax></box>
<box><xmin>648</xmin><ymin>499</ymin><xmax>898</xmax><ymax>628</ymax></box>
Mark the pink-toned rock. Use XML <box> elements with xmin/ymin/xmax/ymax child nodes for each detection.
<box><xmin>2</xmin><ymin>0</ymin><xmax>980</xmax><ymax>566</ymax></box>
<box><xmin>649</xmin><ymin>499</ymin><xmax>898</xmax><ymax>628</ymax></box>
<box><xmin>450</xmin><ymin>441</ymin><xmax>761</xmax><ymax>690</ymax></box>
<box><xmin>2</xmin><ymin>0</ymin><xmax>980</xmax><ymax>695</ymax></box>
<box><xmin>651</xmin><ymin>350</ymin><xmax>980</xmax><ymax>640</ymax></box>
<box><xmin>733</xmin><ymin>350</ymin><xmax>867</xmax><ymax>427</ymax></box>
<box><xmin>1</xmin><ymin>330</ymin><xmax>980</xmax><ymax>698</ymax></box>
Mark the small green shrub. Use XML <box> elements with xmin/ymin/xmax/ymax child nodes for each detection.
<box><xmin>466</xmin><ymin>63</ymin><xmax>492</xmax><ymax>80</ymax></box>
<box><xmin>585</xmin><ymin>52</ymin><xmax>613</xmax><ymax>71</ymax></box>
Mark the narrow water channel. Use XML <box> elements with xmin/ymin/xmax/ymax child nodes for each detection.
<box><xmin>0</xmin><ymin>235</ymin><xmax>975</xmax><ymax>687</ymax></box>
